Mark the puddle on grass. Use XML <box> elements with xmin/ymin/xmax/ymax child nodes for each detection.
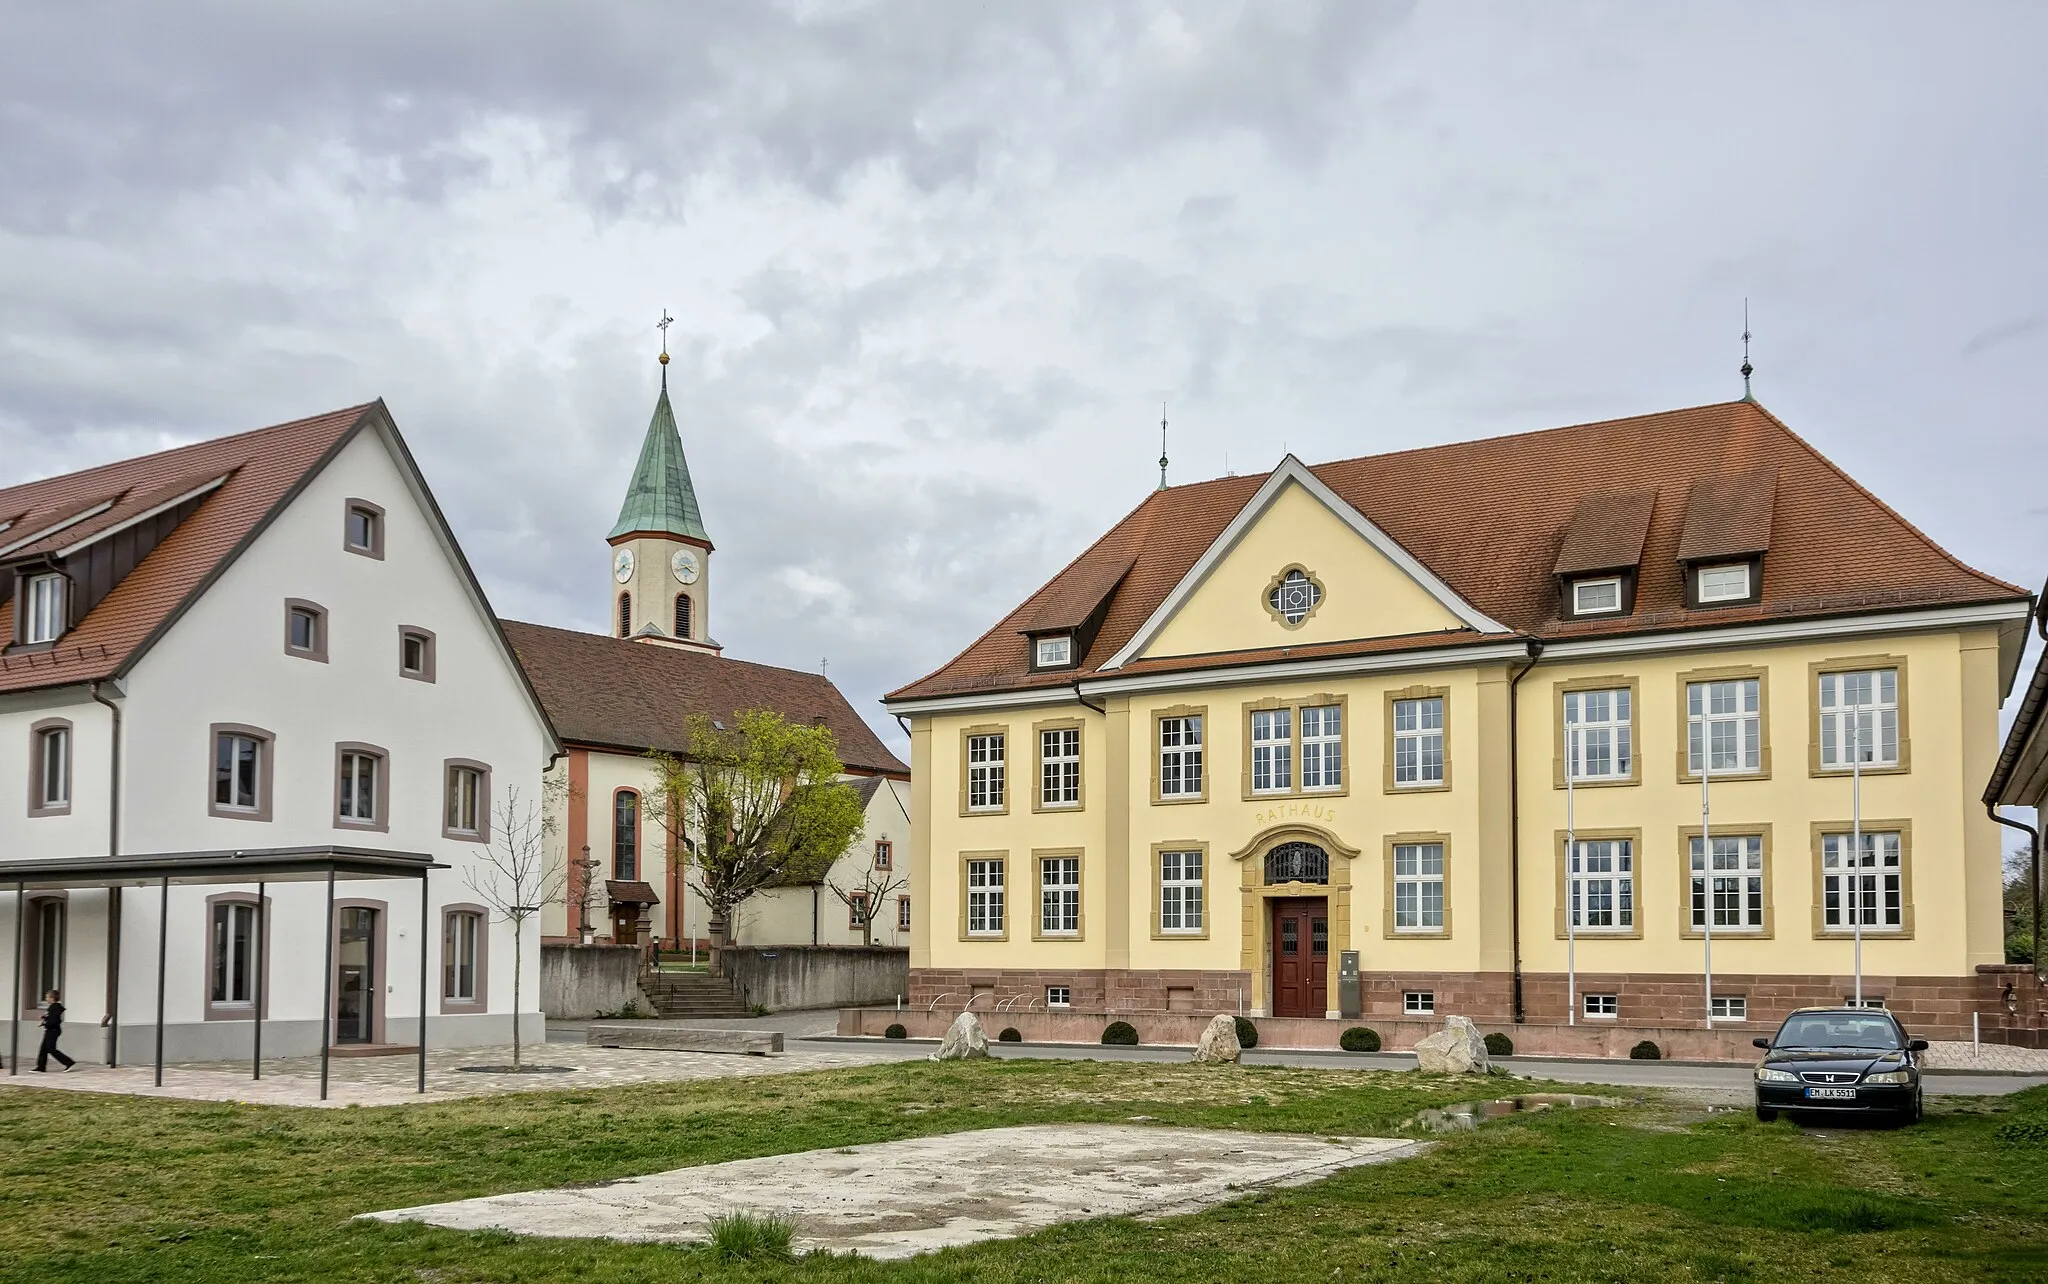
<box><xmin>1410</xmin><ymin>1093</ymin><xmax>1611</xmax><ymax>1132</ymax></box>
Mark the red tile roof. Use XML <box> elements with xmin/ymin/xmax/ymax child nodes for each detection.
<box><xmin>891</xmin><ymin>400</ymin><xmax>2024</xmax><ymax>702</ymax></box>
<box><xmin>0</xmin><ymin>405</ymin><xmax>375</xmax><ymax>695</ymax></box>
<box><xmin>501</xmin><ymin>619</ymin><xmax>908</xmax><ymax>777</ymax></box>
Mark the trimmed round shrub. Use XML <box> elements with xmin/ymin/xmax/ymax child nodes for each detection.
<box><xmin>1101</xmin><ymin>1021</ymin><xmax>1140</xmax><ymax>1046</ymax></box>
<box><xmin>1483</xmin><ymin>1032</ymin><xmax>1514</xmax><ymax>1057</ymax></box>
<box><xmin>1630</xmin><ymin>1039</ymin><xmax>1663</xmax><ymax>1060</ymax></box>
<box><xmin>1233</xmin><ymin>1015</ymin><xmax>1260</xmax><ymax>1049</ymax></box>
<box><xmin>998</xmin><ymin>1027</ymin><xmax>1023</xmax><ymax>1043</ymax></box>
<box><xmin>883</xmin><ymin>1023</ymin><xmax>907</xmax><ymax>1040</ymax></box>
<box><xmin>1339</xmin><ymin>1026</ymin><xmax>1381</xmax><ymax>1053</ymax></box>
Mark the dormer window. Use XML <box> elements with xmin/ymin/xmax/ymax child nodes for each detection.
<box><xmin>1570</xmin><ymin>577</ymin><xmax>1623</xmax><ymax>616</ymax></box>
<box><xmin>1696</xmin><ymin>563</ymin><xmax>1752</xmax><ymax>604</ymax></box>
<box><xmin>1033</xmin><ymin>635</ymin><xmax>1073</xmax><ymax>669</ymax></box>
<box><xmin>23</xmin><ymin>573</ymin><xmax>66</xmax><ymax>644</ymax></box>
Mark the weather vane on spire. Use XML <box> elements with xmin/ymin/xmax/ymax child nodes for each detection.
<box><xmin>1740</xmin><ymin>299</ymin><xmax>1754</xmax><ymax>402</ymax></box>
<box><xmin>1157</xmin><ymin>400</ymin><xmax>1170</xmax><ymax>491</ymax></box>
<box><xmin>656</xmin><ymin>310</ymin><xmax>674</xmax><ymax>389</ymax></box>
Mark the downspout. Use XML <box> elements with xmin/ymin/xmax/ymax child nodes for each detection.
<box><xmin>1505</xmin><ymin>641</ymin><xmax>1543</xmax><ymax>1024</ymax></box>
<box><xmin>1987</xmin><ymin>805</ymin><xmax>2041</xmax><ymax>984</ymax></box>
<box><xmin>1074</xmin><ymin>682</ymin><xmax>1107</xmax><ymax>716</ymax></box>
<box><xmin>90</xmin><ymin>680</ymin><xmax>123</xmax><ymax>1064</ymax></box>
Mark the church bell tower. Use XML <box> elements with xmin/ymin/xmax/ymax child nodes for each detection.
<box><xmin>607</xmin><ymin>318</ymin><xmax>717</xmax><ymax>652</ymax></box>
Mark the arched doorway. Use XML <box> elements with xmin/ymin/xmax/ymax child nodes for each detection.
<box><xmin>1231</xmin><ymin>824</ymin><xmax>1357</xmax><ymax>1020</ymax></box>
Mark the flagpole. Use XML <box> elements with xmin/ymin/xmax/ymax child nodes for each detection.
<box><xmin>1702</xmin><ymin>731</ymin><xmax>1714</xmax><ymax>1029</ymax></box>
<box><xmin>1852</xmin><ymin>706</ymin><xmax>1864</xmax><ymax>1007</ymax></box>
<box><xmin>1566</xmin><ymin>725</ymin><xmax>1577</xmax><ymax>1026</ymax></box>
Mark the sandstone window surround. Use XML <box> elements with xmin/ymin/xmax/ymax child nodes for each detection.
<box><xmin>1262</xmin><ymin>564</ymin><xmax>1327</xmax><ymax>628</ymax></box>
<box><xmin>209</xmin><ymin>724</ymin><xmax>275</xmax><ymax>822</ymax></box>
<box><xmin>1553</xmin><ymin>828</ymin><xmax>1643</xmax><ymax>939</ymax></box>
<box><xmin>398</xmin><ymin>626</ymin><xmax>437</xmax><ymax>683</ymax></box>
<box><xmin>441</xmin><ymin>903</ymin><xmax>489</xmax><ymax>1011</ymax></box>
<box><xmin>1240</xmin><ymin>694</ymin><xmax>1348</xmax><ymax>800</ymax></box>
<box><xmin>1552</xmin><ymin>675</ymin><xmax>1640</xmax><ymax>788</ymax></box>
<box><xmin>343</xmin><ymin>497</ymin><xmax>386</xmax><ymax>559</ymax></box>
<box><xmin>28</xmin><ymin>718</ymin><xmax>72</xmax><ymax>817</ymax></box>
<box><xmin>959</xmin><ymin>851</ymin><xmax>1008</xmax><ymax>940</ymax></box>
<box><xmin>1384</xmin><ymin>686</ymin><xmax>1449</xmax><ymax>792</ymax></box>
<box><xmin>1810</xmin><ymin>656</ymin><xmax>1910</xmax><ymax>777</ymax></box>
<box><xmin>1151</xmin><ymin>843</ymin><xmax>1208</xmax><ymax>939</ymax></box>
<box><xmin>1033</xmin><ymin>849</ymin><xmax>1083</xmax><ymax>940</ymax></box>
<box><xmin>443</xmin><ymin>760</ymin><xmax>491</xmax><ymax>842</ymax></box>
<box><xmin>283</xmin><ymin>598</ymin><xmax>329</xmax><ymax>664</ymax></box>
<box><xmin>1032</xmin><ymin>718</ymin><xmax>1083</xmax><ymax>812</ymax></box>
<box><xmin>1152</xmin><ymin>705</ymin><xmax>1207</xmax><ymax>804</ymax></box>
<box><xmin>333</xmin><ymin>742</ymin><xmax>391</xmax><ymax>834</ymax></box>
<box><xmin>1677</xmin><ymin>665</ymin><xmax>1772</xmax><ymax>782</ymax></box>
<box><xmin>1680</xmin><ymin>824</ymin><xmax>1774</xmax><ymax>939</ymax></box>
<box><xmin>1811</xmin><ymin>820</ymin><xmax>1914</xmax><ymax>939</ymax></box>
<box><xmin>959</xmin><ymin>725</ymin><xmax>1009</xmax><ymax>816</ymax></box>
<box><xmin>203</xmin><ymin>892</ymin><xmax>270</xmax><ymax>1021</ymax></box>
<box><xmin>1383</xmin><ymin>831</ymin><xmax>1451</xmax><ymax>939</ymax></box>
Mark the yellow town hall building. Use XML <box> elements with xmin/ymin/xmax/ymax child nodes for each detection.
<box><xmin>883</xmin><ymin>401</ymin><xmax>2031</xmax><ymax>1043</ymax></box>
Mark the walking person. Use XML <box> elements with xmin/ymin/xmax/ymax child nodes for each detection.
<box><xmin>34</xmin><ymin>989</ymin><xmax>75</xmax><ymax>1073</ymax></box>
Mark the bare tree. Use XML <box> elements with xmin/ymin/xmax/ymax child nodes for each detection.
<box><xmin>465</xmin><ymin>786</ymin><xmax>565</xmax><ymax>1068</ymax></box>
<box><xmin>829</xmin><ymin>865</ymin><xmax>909</xmax><ymax>948</ymax></box>
<box><xmin>644</xmin><ymin>710</ymin><xmax>866</xmax><ymax>974</ymax></box>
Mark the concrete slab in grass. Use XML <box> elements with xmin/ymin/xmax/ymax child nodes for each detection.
<box><xmin>364</xmin><ymin>1123</ymin><xmax>1424</xmax><ymax>1259</ymax></box>
<box><xmin>585</xmin><ymin>1025</ymin><xmax>783</xmax><ymax>1054</ymax></box>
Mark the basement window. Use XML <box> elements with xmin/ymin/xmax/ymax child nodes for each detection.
<box><xmin>1046</xmin><ymin>986</ymin><xmax>1071</xmax><ymax>1008</ymax></box>
<box><xmin>1403</xmin><ymin>991</ymin><xmax>1435</xmax><ymax>1015</ymax></box>
<box><xmin>1709</xmin><ymin>995</ymin><xmax>1748</xmax><ymax>1021</ymax></box>
<box><xmin>1584</xmin><ymin>993</ymin><xmax>1618</xmax><ymax>1019</ymax></box>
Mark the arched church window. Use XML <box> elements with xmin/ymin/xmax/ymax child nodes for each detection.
<box><xmin>1264</xmin><ymin>841</ymin><xmax>1330</xmax><ymax>885</ymax></box>
<box><xmin>614</xmin><ymin>790</ymin><xmax>639</xmax><ymax>880</ymax></box>
<box><xmin>617</xmin><ymin>592</ymin><xmax>632</xmax><ymax>638</ymax></box>
<box><xmin>675</xmin><ymin>593</ymin><xmax>692</xmax><ymax>639</ymax></box>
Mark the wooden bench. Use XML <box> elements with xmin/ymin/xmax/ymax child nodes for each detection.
<box><xmin>584</xmin><ymin>1024</ymin><xmax>783</xmax><ymax>1055</ymax></box>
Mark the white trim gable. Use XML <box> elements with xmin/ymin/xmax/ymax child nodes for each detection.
<box><xmin>1099</xmin><ymin>455</ymin><xmax>1511</xmax><ymax>671</ymax></box>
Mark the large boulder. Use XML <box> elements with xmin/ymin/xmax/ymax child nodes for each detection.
<box><xmin>929</xmin><ymin>1010</ymin><xmax>989</xmax><ymax>1060</ymax></box>
<box><xmin>1413</xmin><ymin>1015</ymin><xmax>1490</xmax><ymax>1074</ymax></box>
<box><xmin>1190</xmin><ymin>1013</ymin><xmax>1242</xmax><ymax>1063</ymax></box>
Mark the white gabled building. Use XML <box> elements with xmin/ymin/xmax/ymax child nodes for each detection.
<box><xmin>0</xmin><ymin>402</ymin><xmax>560</xmax><ymax>1072</ymax></box>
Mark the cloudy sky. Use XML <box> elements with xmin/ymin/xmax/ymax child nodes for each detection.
<box><xmin>4</xmin><ymin>1</ymin><xmax>2045</xmax><ymax>766</ymax></box>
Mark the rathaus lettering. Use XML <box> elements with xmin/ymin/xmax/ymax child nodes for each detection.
<box><xmin>1252</xmin><ymin>801</ymin><xmax>1337</xmax><ymax>827</ymax></box>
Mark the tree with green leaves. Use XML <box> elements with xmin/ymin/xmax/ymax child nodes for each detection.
<box><xmin>644</xmin><ymin>710</ymin><xmax>867</xmax><ymax>972</ymax></box>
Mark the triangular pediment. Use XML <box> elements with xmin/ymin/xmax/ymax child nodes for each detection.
<box><xmin>1104</xmin><ymin>457</ymin><xmax>1508</xmax><ymax>668</ymax></box>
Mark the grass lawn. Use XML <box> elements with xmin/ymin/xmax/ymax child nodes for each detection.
<box><xmin>0</xmin><ymin>1060</ymin><xmax>2043</xmax><ymax>1282</ymax></box>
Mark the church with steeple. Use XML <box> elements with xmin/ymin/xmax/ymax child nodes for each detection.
<box><xmin>499</xmin><ymin>330</ymin><xmax>910</xmax><ymax>979</ymax></box>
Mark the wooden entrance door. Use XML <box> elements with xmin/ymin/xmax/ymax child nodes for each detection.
<box><xmin>1270</xmin><ymin>898</ymin><xmax>1329</xmax><ymax>1017</ymax></box>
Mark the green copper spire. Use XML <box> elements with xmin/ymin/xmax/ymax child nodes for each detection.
<box><xmin>609</xmin><ymin>353</ymin><xmax>710</xmax><ymax>543</ymax></box>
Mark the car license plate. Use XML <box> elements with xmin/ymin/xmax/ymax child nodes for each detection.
<box><xmin>1805</xmin><ymin>1087</ymin><xmax>1857</xmax><ymax>1100</ymax></box>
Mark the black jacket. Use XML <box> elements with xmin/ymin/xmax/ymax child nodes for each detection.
<box><xmin>40</xmin><ymin>1001</ymin><xmax>63</xmax><ymax>1032</ymax></box>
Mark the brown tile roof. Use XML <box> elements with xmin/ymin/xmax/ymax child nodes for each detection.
<box><xmin>1677</xmin><ymin>466</ymin><xmax>1777</xmax><ymax>563</ymax></box>
<box><xmin>501</xmin><ymin>619</ymin><xmax>908</xmax><ymax>776</ymax></box>
<box><xmin>0</xmin><ymin>404</ymin><xmax>376</xmax><ymax>695</ymax></box>
<box><xmin>891</xmin><ymin>400</ymin><xmax>2025</xmax><ymax>703</ymax></box>
<box><xmin>1554</xmin><ymin>489</ymin><xmax>1657</xmax><ymax>576</ymax></box>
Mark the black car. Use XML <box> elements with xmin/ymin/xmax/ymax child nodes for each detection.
<box><xmin>1753</xmin><ymin>1007</ymin><xmax>1927</xmax><ymax>1124</ymax></box>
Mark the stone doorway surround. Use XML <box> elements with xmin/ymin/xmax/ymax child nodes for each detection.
<box><xmin>1232</xmin><ymin>823</ymin><xmax>1357</xmax><ymax>1018</ymax></box>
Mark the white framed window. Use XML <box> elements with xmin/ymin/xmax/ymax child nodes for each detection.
<box><xmin>344</xmin><ymin>502</ymin><xmax>383</xmax><ymax>555</ymax></box>
<box><xmin>966</xmin><ymin>733</ymin><xmax>1006</xmax><ymax>811</ymax></box>
<box><xmin>445</xmin><ymin>765</ymin><xmax>485</xmax><ymax>835</ymax></box>
<box><xmin>1039</xmin><ymin>856</ymin><xmax>1079</xmax><ymax>936</ymax></box>
<box><xmin>34</xmin><ymin>725</ymin><xmax>70</xmax><ymax>810</ymax></box>
<box><xmin>210</xmin><ymin>901</ymin><xmax>257</xmax><ymax>1006</ymax></box>
<box><xmin>1250</xmin><ymin>708</ymin><xmax>1292</xmax><ymax>793</ymax></box>
<box><xmin>1571</xmin><ymin>576</ymin><xmax>1623</xmax><ymax>615</ymax></box>
<box><xmin>338</xmin><ymin>751</ymin><xmax>380</xmax><ymax>824</ymax></box>
<box><xmin>1403</xmin><ymin>991</ymin><xmax>1435</xmax><ymax>1015</ymax></box>
<box><xmin>873</xmin><ymin>840</ymin><xmax>893</xmax><ymax>870</ymax></box>
<box><xmin>1046</xmin><ymin>985</ymin><xmax>1071</xmax><ymax>1008</ymax></box>
<box><xmin>1563</xmin><ymin>688</ymin><xmax>1632</xmax><ymax>781</ymax></box>
<box><xmin>1158</xmin><ymin>714</ymin><xmax>1203</xmax><ymax>798</ymax></box>
<box><xmin>966</xmin><ymin>858</ymin><xmax>1005</xmax><ymax>936</ymax></box>
<box><xmin>1710</xmin><ymin>995</ymin><xmax>1748</xmax><ymax>1021</ymax></box>
<box><xmin>896</xmin><ymin>896</ymin><xmax>912</xmax><ymax>932</ymax></box>
<box><xmin>1689</xmin><ymin>834</ymin><xmax>1764</xmax><ymax>931</ymax></box>
<box><xmin>1821</xmin><ymin>831</ymin><xmax>1903</xmax><ymax>931</ymax></box>
<box><xmin>215</xmin><ymin>733</ymin><xmax>265</xmax><ymax>813</ymax></box>
<box><xmin>1845</xmin><ymin>996</ymin><xmax>1887</xmax><ymax>1009</ymax></box>
<box><xmin>1158</xmin><ymin>849</ymin><xmax>1204</xmax><ymax>933</ymax></box>
<box><xmin>1818</xmin><ymin>669</ymin><xmax>1899</xmax><ymax>769</ymax></box>
<box><xmin>1392</xmin><ymin>842</ymin><xmax>1445</xmax><ymax>932</ymax></box>
<box><xmin>1696</xmin><ymin>563</ymin><xmax>1752</xmax><ymax>603</ymax></box>
<box><xmin>24</xmin><ymin>573</ymin><xmax>65</xmax><ymax>643</ymax></box>
<box><xmin>1584</xmin><ymin>993</ymin><xmax>1618</xmax><ymax>1018</ymax></box>
<box><xmin>1033</xmin><ymin>635</ymin><xmax>1072</xmax><ymax>668</ymax></box>
<box><xmin>1300</xmin><ymin>704</ymin><xmax>1342</xmax><ymax>791</ymax></box>
<box><xmin>1392</xmin><ymin>697</ymin><xmax>1445</xmax><ymax>787</ymax></box>
<box><xmin>443</xmin><ymin>911</ymin><xmax>480</xmax><ymax>1001</ymax></box>
<box><xmin>1567</xmin><ymin>837</ymin><xmax>1635</xmax><ymax>930</ymax></box>
<box><xmin>1040</xmin><ymin>727</ymin><xmax>1080</xmax><ymax>808</ymax></box>
<box><xmin>848</xmin><ymin>891</ymin><xmax>871</xmax><ymax>928</ymax></box>
<box><xmin>1687</xmin><ymin>678</ymin><xmax>1761</xmax><ymax>775</ymax></box>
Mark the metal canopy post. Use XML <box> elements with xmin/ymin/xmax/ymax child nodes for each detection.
<box><xmin>154</xmin><ymin>874</ymin><xmax>168</xmax><ymax>1087</ymax></box>
<box><xmin>319</xmin><ymin>869</ymin><xmax>335</xmax><ymax>1101</ymax></box>
<box><xmin>9</xmin><ymin>883</ymin><xmax>23</xmax><ymax>1075</ymax></box>
<box><xmin>252</xmin><ymin>880</ymin><xmax>267</xmax><ymax>1080</ymax></box>
<box><xmin>417</xmin><ymin>869</ymin><xmax>429</xmax><ymax>1094</ymax></box>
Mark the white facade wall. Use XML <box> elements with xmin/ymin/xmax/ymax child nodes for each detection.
<box><xmin>0</xmin><ymin>424</ymin><xmax>555</xmax><ymax>1064</ymax></box>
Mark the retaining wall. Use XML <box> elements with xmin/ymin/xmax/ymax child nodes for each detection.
<box><xmin>726</xmin><ymin>945</ymin><xmax>909</xmax><ymax>1012</ymax></box>
<box><xmin>541</xmin><ymin>944</ymin><xmax>654</xmax><ymax>1019</ymax></box>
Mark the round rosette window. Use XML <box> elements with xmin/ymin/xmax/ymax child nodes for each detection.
<box><xmin>1265</xmin><ymin>567</ymin><xmax>1325</xmax><ymax>626</ymax></box>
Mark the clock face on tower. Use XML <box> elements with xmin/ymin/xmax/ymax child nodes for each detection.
<box><xmin>613</xmin><ymin>547</ymin><xmax>636</xmax><ymax>583</ymax></box>
<box><xmin>671</xmin><ymin>549</ymin><xmax>700</xmax><ymax>585</ymax></box>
